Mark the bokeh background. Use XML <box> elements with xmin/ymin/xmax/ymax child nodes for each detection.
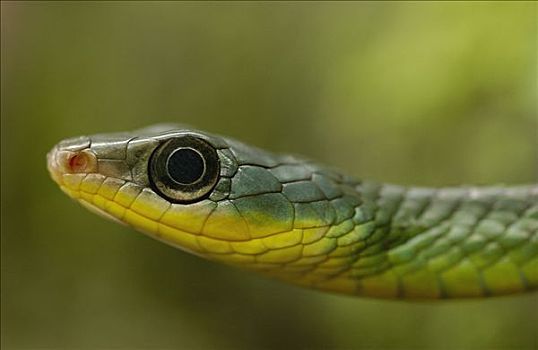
<box><xmin>1</xmin><ymin>2</ymin><xmax>537</xmax><ymax>349</ymax></box>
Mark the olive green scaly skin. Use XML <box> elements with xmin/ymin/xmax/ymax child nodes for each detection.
<box><xmin>333</xmin><ymin>181</ymin><xmax>537</xmax><ymax>297</ymax></box>
<box><xmin>47</xmin><ymin>125</ymin><xmax>538</xmax><ymax>299</ymax></box>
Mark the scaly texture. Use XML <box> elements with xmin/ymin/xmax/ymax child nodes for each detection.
<box><xmin>47</xmin><ymin>124</ymin><xmax>538</xmax><ymax>299</ymax></box>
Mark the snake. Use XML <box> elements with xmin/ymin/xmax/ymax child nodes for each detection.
<box><xmin>47</xmin><ymin>124</ymin><xmax>538</xmax><ymax>299</ymax></box>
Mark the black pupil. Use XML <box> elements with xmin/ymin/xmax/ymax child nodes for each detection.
<box><xmin>167</xmin><ymin>148</ymin><xmax>205</xmax><ymax>184</ymax></box>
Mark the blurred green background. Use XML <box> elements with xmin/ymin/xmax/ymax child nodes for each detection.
<box><xmin>1</xmin><ymin>2</ymin><xmax>537</xmax><ymax>349</ymax></box>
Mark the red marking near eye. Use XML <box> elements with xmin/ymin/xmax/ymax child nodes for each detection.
<box><xmin>68</xmin><ymin>153</ymin><xmax>88</xmax><ymax>172</ymax></box>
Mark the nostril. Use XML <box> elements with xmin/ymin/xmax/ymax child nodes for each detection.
<box><xmin>68</xmin><ymin>153</ymin><xmax>89</xmax><ymax>172</ymax></box>
<box><xmin>56</xmin><ymin>149</ymin><xmax>98</xmax><ymax>174</ymax></box>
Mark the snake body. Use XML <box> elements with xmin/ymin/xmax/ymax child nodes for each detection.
<box><xmin>47</xmin><ymin>124</ymin><xmax>538</xmax><ymax>299</ymax></box>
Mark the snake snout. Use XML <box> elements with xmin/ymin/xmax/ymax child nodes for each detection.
<box><xmin>47</xmin><ymin>143</ymin><xmax>98</xmax><ymax>185</ymax></box>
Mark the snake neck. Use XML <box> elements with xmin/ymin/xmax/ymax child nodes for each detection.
<box><xmin>305</xmin><ymin>181</ymin><xmax>538</xmax><ymax>298</ymax></box>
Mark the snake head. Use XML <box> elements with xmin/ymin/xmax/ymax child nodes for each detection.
<box><xmin>47</xmin><ymin>124</ymin><xmax>360</xmax><ymax>266</ymax></box>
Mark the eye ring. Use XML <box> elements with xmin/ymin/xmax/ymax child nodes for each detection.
<box><xmin>149</xmin><ymin>136</ymin><xmax>220</xmax><ymax>203</ymax></box>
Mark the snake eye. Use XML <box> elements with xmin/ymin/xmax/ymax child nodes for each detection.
<box><xmin>149</xmin><ymin>136</ymin><xmax>220</xmax><ymax>203</ymax></box>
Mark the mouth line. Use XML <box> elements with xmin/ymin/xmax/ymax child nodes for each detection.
<box><xmin>76</xmin><ymin>195</ymin><xmax>127</xmax><ymax>226</ymax></box>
